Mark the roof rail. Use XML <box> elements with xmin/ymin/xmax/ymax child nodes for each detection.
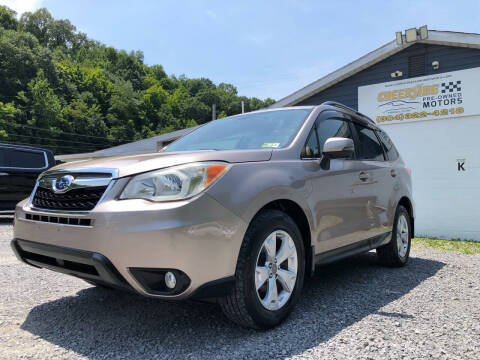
<box><xmin>321</xmin><ymin>101</ymin><xmax>375</xmax><ymax>124</ymax></box>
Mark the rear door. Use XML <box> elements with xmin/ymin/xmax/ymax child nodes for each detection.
<box><xmin>7</xmin><ymin>148</ymin><xmax>48</xmax><ymax>210</ymax></box>
<box><xmin>376</xmin><ymin>128</ymin><xmax>403</xmax><ymax>230</ymax></box>
<box><xmin>350</xmin><ymin>122</ymin><xmax>392</xmax><ymax>239</ymax></box>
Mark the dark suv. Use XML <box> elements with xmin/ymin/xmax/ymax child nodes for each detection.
<box><xmin>0</xmin><ymin>144</ymin><xmax>55</xmax><ymax>214</ymax></box>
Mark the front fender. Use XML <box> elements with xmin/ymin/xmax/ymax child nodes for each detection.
<box><xmin>207</xmin><ymin>161</ymin><xmax>315</xmax><ymax>231</ymax></box>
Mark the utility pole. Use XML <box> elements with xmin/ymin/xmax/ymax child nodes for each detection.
<box><xmin>212</xmin><ymin>103</ymin><xmax>216</xmax><ymax>120</ymax></box>
<box><xmin>241</xmin><ymin>101</ymin><xmax>245</xmax><ymax>114</ymax></box>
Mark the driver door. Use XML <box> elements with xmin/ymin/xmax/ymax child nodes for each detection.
<box><xmin>305</xmin><ymin>111</ymin><xmax>371</xmax><ymax>253</ymax></box>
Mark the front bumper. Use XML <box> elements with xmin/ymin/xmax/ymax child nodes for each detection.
<box><xmin>11</xmin><ymin>238</ymin><xmax>133</xmax><ymax>291</ymax></box>
<box><xmin>13</xmin><ymin>179</ymin><xmax>247</xmax><ymax>299</ymax></box>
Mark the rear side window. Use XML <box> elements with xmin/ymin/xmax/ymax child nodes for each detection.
<box><xmin>10</xmin><ymin>149</ymin><xmax>46</xmax><ymax>169</ymax></box>
<box><xmin>377</xmin><ymin>130</ymin><xmax>399</xmax><ymax>161</ymax></box>
<box><xmin>0</xmin><ymin>149</ymin><xmax>7</xmax><ymax>167</ymax></box>
<box><xmin>353</xmin><ymin>124</ymin><xmax>385</xmax><ymax>161</ymax></box>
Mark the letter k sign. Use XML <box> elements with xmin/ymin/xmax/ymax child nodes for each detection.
<box><xmin>457</xmin><ymin>159</ymin><xmax>466</xmax><ymax>171</ymax></box>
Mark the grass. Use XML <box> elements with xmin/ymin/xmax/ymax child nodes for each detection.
<box><xmin>412</xmin><ymin>237</ymin><xmax>480</xmax><ymax>255</ymax></box>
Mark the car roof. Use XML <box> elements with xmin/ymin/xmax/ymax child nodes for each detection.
<box><xmin>315</xmin><ymin>104</ymin><xmax>378</xmax><ymax>129</ymax></box>
<box><xmin>245</xmin><ymin>104</ymin><xmax>378</xmax><ymax>129</ymax></box>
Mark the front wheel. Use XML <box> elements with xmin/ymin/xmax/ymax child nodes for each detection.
<box><xmin>377</xmin><ymin>205</ymin><xmax>411</xmax><ymax>267</ymax></box>
<box><xmin>220</xmin><ymin>210</ymin><xmax>305</xmax><ymax>329</ymax></box>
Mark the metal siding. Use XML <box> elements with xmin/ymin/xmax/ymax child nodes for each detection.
<box><xmin>298</xmin><ymin>44</ymin><xmax>480</xmax><ymax>109</ymax></box>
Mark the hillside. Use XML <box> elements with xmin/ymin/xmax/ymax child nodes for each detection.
<box><xmin>0</xmin><ymin>6</ymin><xmax>275</xmax><ymax>154</ymax></box>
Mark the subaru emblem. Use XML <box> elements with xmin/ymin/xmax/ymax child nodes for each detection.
<box><xmin>53</xmin><ymin>175</ymin><xmax>74</xmax><ymax>193</ymax></box>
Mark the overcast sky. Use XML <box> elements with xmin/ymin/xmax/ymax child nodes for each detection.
<box><xmin>2</xmin><ymin>0</ymin><xmax>479</xmax><ymax>101</ymax></box>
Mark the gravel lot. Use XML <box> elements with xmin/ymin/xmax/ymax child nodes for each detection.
<box><xmin>1</xmin><ymin>220</ymin><xmax>479</xmax><ymax>359</ymax></box>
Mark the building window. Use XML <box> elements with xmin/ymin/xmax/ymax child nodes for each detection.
<box><xmin>408</xmin><ymin>54</ymin><xmax>426</xmax><ymax>77</ymax></box>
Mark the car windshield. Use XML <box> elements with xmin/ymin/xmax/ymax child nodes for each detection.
<box><xmin>164</xmin><ymin>109</ymin><xmax>311</xmax><ymax>152</ymax></box>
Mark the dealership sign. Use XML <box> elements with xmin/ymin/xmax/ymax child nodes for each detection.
<box><xmin>358</xmin><ymin>67</ymin><xmax>480</xmax><ymax>125</ymax></box>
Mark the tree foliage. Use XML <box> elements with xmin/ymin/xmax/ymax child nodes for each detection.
<box><xmin>0</xmin><ymin>7</ymin><xmax>275</xmax><ymax>154</ymax></box>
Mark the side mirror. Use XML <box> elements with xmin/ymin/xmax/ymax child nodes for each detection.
<box><xmin>322</xmin><ymin>137</ymin><xmax>354</xmax><ymax>159</ymax></box>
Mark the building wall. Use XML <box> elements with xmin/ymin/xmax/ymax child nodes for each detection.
<box><xmin>297</xmin><ymin>44</ymin><xmax>480</xmax><ymax>109</ymax></box>
<box><xmin>383</xmin><ymin>115</ymin><xmax>480</xmax><ymax>240</ymax></box>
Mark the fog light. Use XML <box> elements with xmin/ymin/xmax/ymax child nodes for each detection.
<box><xmin>165</xmin><ymin>271</ymin><xmax>176</xmax><ymax>289</ymax></box>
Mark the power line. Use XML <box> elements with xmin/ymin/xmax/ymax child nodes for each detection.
<box><xmin>1</xmin><ymin>140</ymin><xmax>96</xmax><ymax>152</ymax></box>
<box><xmin>1</xmin><ymin>121</ymin><xmax>122</xmax><ymax>143</ymax></box>
<box><xmin>0</xmin><ymin>139</ymin><xmax>99</xmax><ymax>152</ymax></box>
<box><xmin>5</xmin><ymin>132</ymin><xmax>109</xmax><ymax>148</ymax></box>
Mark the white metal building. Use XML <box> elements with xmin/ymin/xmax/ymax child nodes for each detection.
<box><xmin>272</xmin><ymin>27</ymin><xmax>480</xmax><ymax>241</ymax></box>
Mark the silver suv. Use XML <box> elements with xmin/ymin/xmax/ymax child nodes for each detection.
<box><xmin>12</xmin><ymin>102</ymin><xmax>414</xmax><ymax>329</ymax></box>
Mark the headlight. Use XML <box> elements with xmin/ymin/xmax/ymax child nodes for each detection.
<box><xmin>119</xmin><ymin>162</ymin><xmax>230</xmax><ymax>202</ymax></box>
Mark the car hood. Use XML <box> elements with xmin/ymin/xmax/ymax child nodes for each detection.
<box><xmin>50</xmin><ymin>149</ymin><xmax>272</xmax><ymax>178</ymax></box>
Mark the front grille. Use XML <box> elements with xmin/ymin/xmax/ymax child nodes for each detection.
<box><xmin>32</xmin><ymin>186</ymin><xmax>107</xmax><ymax>211</ymax></box>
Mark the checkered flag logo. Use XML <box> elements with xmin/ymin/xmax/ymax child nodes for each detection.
<box><xmin>441</xmin><ymin>81</ymin><xmax>462</xmax><ymax>93</ymax></box>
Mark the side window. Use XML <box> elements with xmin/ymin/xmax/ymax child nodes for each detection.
<box><xmin>302</xmin><ymin>128</ymin><xmax>320</xmax><ymax>158</ymax></box>
<box><xmin>10</xmin><ymin>150</ymin><xmax>46</xmax><ymax>169</ymax></box>
<box><xmin>377</xmin><ymin>130</ymin><xmax>399</xmax><ymax>161</ymax></box>
<box><xmin>353</xmin><ymin>124</ymin><xmax>385</xmax><ymax>161</ymax></box>
<box><xmin>316</xmin><ymin>118</ymin><xmax>353</xmax><ymax>154</ymax></box>
<box><xmin>0</xmin><ymin>148</ymin><xmax>7</xmax><ymax>167</ymax></box>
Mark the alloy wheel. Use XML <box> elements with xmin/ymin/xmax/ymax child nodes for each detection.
<box><xmin>396</xmin><ymin>214</ymin><xmax>409</xmax><ymax>258</ymax></box>
<box><xmin>255</xmin><ymin>230</ymin><xmax>298</xmax><ymax>311</ymax></box>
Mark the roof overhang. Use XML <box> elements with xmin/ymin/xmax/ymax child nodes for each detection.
<box><xmin>270</xmin><ymin>30</ymin><xmax>480</xmax><ymax>108</ymax></box>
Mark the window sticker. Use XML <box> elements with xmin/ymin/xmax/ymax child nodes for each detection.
<box><xmin>261</xmin><ymin>142</ymin><xmax>280</xmax><ymax>148</ymax></box>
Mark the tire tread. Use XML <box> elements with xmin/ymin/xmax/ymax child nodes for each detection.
<box><xmin>377</xmin><ymin>205</ymin><xmax>411</xmax><ymax>267</ymax></box>
<box><xmin>219</xmin><ymin>210</ymin><xmax>302</xmax><ymax>329</ymax></box>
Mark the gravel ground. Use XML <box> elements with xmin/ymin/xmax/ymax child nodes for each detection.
<box><xmin>1</xmin><ymin>220</ymin><xmax>479</xmax><ymax>359</ymax></box>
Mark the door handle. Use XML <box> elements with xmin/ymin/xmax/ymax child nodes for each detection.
<box><xmin>390</xmin><ymin>169</ymin><xmax>397</xmax><ymax>177</ymax></box>
<box><xmin>0</xmin><ymin>172</ymin><xmax>9</xmax><ymax>176</ymax></box>
<box><xmin>359</xmin><ymin>171</ymin><xmax>369</xmax><ymax>181</ymax></box>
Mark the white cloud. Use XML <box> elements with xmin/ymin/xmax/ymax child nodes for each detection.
<box><xmin>0</xmin><ymin>0</ymin><xmax>45</xmax><ymax>16</ymax></box>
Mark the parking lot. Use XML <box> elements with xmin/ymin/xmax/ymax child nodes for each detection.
<box><xmin>1</xmin><ymin>220</ymin><xmax>479</xmax><ymax>360</ymax></box>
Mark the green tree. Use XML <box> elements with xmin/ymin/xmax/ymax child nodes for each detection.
<box><xmin>62</xmin><ymin>100</ymin><xmax>107</xmax><ymax>137</ymax></box>
<box><xmin>0</xmin><ymin>5</ymin><xmax>275</xmax><ymax>154</ymax></box>
<box><xmin>141</xmin><ymin>83</ymin><xmax>169</xmax><ymax>129</ymax></box>
<box><xmin>21</xmin><ymin>70</ymin><xmax>63</xmax><ymax>151</ymax></box>
<box><xmin>106</xmin><ymin>79</ymin><xmax>141</xmax><ymax>141</ymax></box>
<box><xmin>19</xmin><ymin>8</ymin><xmax>53</xmax><ymax>45</ymax></box>
<box><xmin>46</xmin><ymin>19</ymin><xmax>76</xmax><ymax>49</ymax></box>
<box><xmin>28</xmin><ymin>69</ymin><xmax>62</xmax><ymax>130</ymax></box>
<box><xmin>0</xmin><ymin>101</ymin><xmax>20</xmax><ymax>140</ymax></box>
<box><xmin>0</xmin><ymin>5</ymin><xmax>18</xmax><ymax>30</ymax></box>
<box><xmin>0</xmin><ymin>28</ymin><xmax>54</xmax><ymax>101</ymax></box>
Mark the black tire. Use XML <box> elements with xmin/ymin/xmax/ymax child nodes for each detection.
<box><xmin>376</xmin><ymin>205</ymin><xmax>411</xmax><ymax>267</ymax></box>
<box><xmin>219</xmin><ymin>209</ymin><xmax>305</xmax><ymax>329</ymax></box>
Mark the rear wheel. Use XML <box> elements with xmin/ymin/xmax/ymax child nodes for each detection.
<box><xmin>220</xmin><ymin>210</ymin><xmax>305</xmax><ymax>329</ymax></box>
<box><xmin>377</xmin><ymin>205</ymin><xmax>411</xmax><ymax>267</ymax></box>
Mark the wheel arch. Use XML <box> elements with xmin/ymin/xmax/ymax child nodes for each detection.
<box><xmin>398</xmin><ymin>196</ymin><xmax>414</xmax><ymax>238</ymax></box>
<box><xmin>251</xmin><ymin>199</ymin><xmax>314</xmax><ymax>280</ymax></box>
